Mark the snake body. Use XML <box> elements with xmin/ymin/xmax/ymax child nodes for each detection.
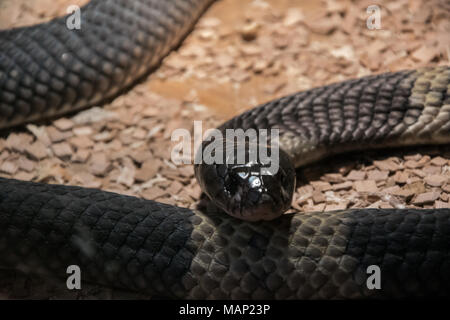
<box><xmin>0</xmin><ymin>0</ymin><xmax>450</xmax><ymax>299</ymax></box>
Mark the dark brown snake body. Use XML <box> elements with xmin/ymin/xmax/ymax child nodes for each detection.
<box><xmin>0</xmin><ymin>0</ymin><xmax>450</xmax><ymax>299</ymax></box>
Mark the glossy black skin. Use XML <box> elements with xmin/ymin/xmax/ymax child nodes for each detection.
<box><xmin>194</xmin><ymin>141</ymin><xmax>296</xmax><ymax>221</ymax></box>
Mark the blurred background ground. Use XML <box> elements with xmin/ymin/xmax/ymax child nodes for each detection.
<box><xmin>0</xmin><ymin>0</ymin><xmax>449</xmax><ymax>299</ymax></box>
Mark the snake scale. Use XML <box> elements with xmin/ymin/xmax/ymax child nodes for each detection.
<box><xmin>1</xmin><ymin>0</ymin><xmax>450</xmax><ymax>299</ymax></box>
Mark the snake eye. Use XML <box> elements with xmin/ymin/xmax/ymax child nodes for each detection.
<box><xmin>248</xmin><ymin>175</ymin><xmax>261</xmax><ymax>188</ymax></box>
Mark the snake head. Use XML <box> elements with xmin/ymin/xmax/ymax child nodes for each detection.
<box><xmin>194</xmin><ymin>141</ymin><xmax>296</xmax><ymax>221</ymax></box>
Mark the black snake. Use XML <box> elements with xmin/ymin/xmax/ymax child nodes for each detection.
<box><xmin>0</xmin><ymin>0</ymin><xmax>450</xmax><ymax>299</ymax></box>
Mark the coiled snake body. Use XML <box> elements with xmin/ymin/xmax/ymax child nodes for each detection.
<box><xmin>0</xmin><ymin>0</ymin><xmax>450</xmax><ymax>299</ymax></box>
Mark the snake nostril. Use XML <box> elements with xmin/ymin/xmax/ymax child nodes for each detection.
<box><xmin>247</xmin><ymin>189</ymin><xmax>260</xmax><ymax>203</ymax></box>
<box><xmin>216</xmin><ymin>164</ymin><xmax>227</xmax><ymax>178</ymax></box>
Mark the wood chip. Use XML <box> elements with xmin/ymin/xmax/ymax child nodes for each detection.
<box><xmin>18</xmin><ymin>157</ymin><xmax>35</xmax><ymax>172</ymax></box>
<box><xmin>129</xmin><ymin>149</ymin><xmax>153</xmax><ymax>164</ymax></box>
<box><xmin>346</xmin><ymin>170</ymin><xmax>366</xmax><ymax>180</ymax></box>
<box><xmin>411</xmin><ymin>169</ymin><xmax>426</xmax><ymax>178</ymax></box>
<box><xmin>141</xmin><ymin>186</ymin><xmax>167</xmax><ymax>200</ymax></box>
<box><xmin>310</xmin><ymin>180</ymin><xmax>333</xmax><ymax>191</ymax></box>
<box><xmin>424</xmin><ymin>175</ymin><xmax>448</xmax><ymax>187</ymax></box>
<box><xmin>393</xmin><ymin>171</ymin><xmax>409</xmax><ymax>184</ymax></box>
<box><xmin>117</xmin><ymin>166</ymin><xmax>135</xmax><ymax>188</ymax></box>
<box><xmin>73</xmin><ymin>126</ymin><xmax>93</xmax><ymax>136</ymax></box>
<box><xmin>89</xmin><ymin>153</ymin><xmax>110</xmax><ymax>176</ymax></box>
<box><xmin>179</xmin><ymin>165</ymin><xmax>194</xmax><ymax>178</ymax></box>
<box><xmin>392</xmin><ymin>189</ymin><xmax>415</xmax><ymax>200</ymax></box>
<box><xmin>367</xmin><ymin>170</ymin><xmax>389</xmax><ymax>181</ymax></box>
<box><xmin>435</xmin><ymin>200</ymin><xmax>450</xmax><ymax>209</ymax></box>
<box><xmin>412</xmin><ymin>46</ymin><xmax>437</xmax><ymax>63</ymax></box>
<box><xmin>402</xmin><ymin>181</ymin><xmax>426</xmax><ymax>195</ymax></box>
<box><xmin>71</xmin><ymin>172</ymin><xmax>102</xmax><ymax>189</ymax></box>
<box><xmin>26</xmin><ymin>141</ymin><xmax>48</xmax><ymax>160</ymax></box>
<box><xmin>72</xmin><ymin>149</ymin><xmax>91</xmax><ymax>163</ymax></box>
<box><xmin>422</xmin><ymin>166</ymin><xmax>441</xmax><ymax>175</ymax></box>
<box><xmin>325</xmin><ymin>202</ymin><xmax>348</xmax><ymax>211</ymax></box>
<box><xmin>373</xmin><ymin>159</ymin><xmax>399</xmax><ymax>171</ymax></box>
<box><xmin>283</xmin><ymin>8</ymin><xmax>304</xmax><ymax>27</ymax></box>
<box><xmin>69</xmin><ymin>136</ymin><xmax>94</xmax><ymax>149</ymax></box>
<box><xmin>184</xmin><ymin>183</ymin><xmax>202</xmax><ymax>199</ymax></box>
<box><xmin>0</xmin><ymin>161</ymin><xmax>18</xmax><ymax>175</ymax></box>
<box><xmin>53</xmin><ymin>118</ymin><xmax>74</xmax><ymax>131</ymax></box>
<box><xmin>413</xmin><ymin>192</ymin><xmax>440</xmax><ymax>205</ymax></box>
<box><xmin>6</xmin><ymin>133</ymin><xmax>33</xmax><ymax>152</ymax></box>
<box><xmin>26</xmin><ymin>124</ymin><xmax>52</xmax><ymax>146</ymax></box>
<box><xmin>46</xmin><ymin>126</ymin><xmax>73</xmax><ymax>143</ymax></box>
<box><xmin>14</xmin><ymin>171</ymin><xmax>36</xmax><ymax>182</ymax></box>
<box><xmin>382</xmin><ymin>185</ymin><xmax>401</xmax><ymax>194</ymax></box>
<box><xmin>354</xmin><ymin>180</ymin><xmax>378</xmax><ymax>193</ymax></box>
<box><xmin>379</xmin><ymin>202</ymin><xmax>395</xmax><ymax>209</ymax></box>
<box><xmin>311</xmin><ymin>203</ymin><xmax>326</xmax><ymax>212</ymax></box>
<box><xmin>52</xmin><ymin>142</ymin><xmax>73</xmax><ymax>158</ymax></box>
<box><xmin>430</xmin><ymin>156</ymin><xmax>448</xmax><ymax>166</ymax></box>
<box><xmin>312</xmin><ymin>191</ymin><xmax>326</xmax><ymax>204</ymax></box>
<box><xmin>135</xmin><ymin>161</ymin><xmax>160</xmax><ymax>182</ymax></box>
<box><xmin>166</xmin><ymin>180</ymin><xmax>184</xmax><ymax>195</ymax></box>
<box><xmin>307</xmin><ymin>15</ymin><xmax>339</xmax><ymax>35</ymax></box>
<box><xmin>332</xmin><ymin>181</ymin><xmax>353</xmax><ymax>191</ymax></box>
<box><xmin>405</xmin><ymin>160</ymin><xmax>421</xmax><ymax>169</ymax></box>
<box><xmin>158</xmin><ymin>197</ymin><xmax>176</xmax><ymax>205</ymax></box>
<box><xmin>240</xmin><ymin>21</ymin><xmax>259</xmax><ymax>41</ymax></box>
